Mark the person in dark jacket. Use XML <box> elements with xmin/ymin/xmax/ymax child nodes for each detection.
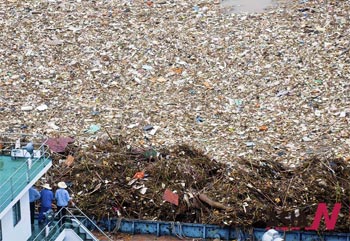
<box><xmin>29</xmin><ymin>186</ymin><xmax>40</xmax><ymax>225</ymax></box>
<box><xmin>38</xmin><ymin>184</ymin><xmax>54</xmax><ymax>224</ymax></box>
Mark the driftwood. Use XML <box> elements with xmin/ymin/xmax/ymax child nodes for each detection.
<box><xmin>198</xmin><ymin>194</ymin><xmax>228</xmax><ymax>210</ymax></box>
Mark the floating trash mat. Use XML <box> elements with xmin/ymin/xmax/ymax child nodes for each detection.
<box><xmin>220</xmin><ymin>0</ymin><xmax>286</xmax><ymax>13</ymax></box>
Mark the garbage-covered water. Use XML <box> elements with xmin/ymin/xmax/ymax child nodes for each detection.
<box><xmin>220</xmin><ymin>0</ymin><xmax>281</xmax><ymax>13</ymax></box>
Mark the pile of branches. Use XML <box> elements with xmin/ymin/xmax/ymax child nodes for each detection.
<box><xmin>49</xmin><ymin>136</ymin><xmax>350</xmax><ymax>232</ymax></box>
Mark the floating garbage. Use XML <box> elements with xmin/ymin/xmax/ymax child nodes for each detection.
<box><xmin>33</xmin><ymin>136</ymin><xmax>350</xmax><ymax>232</ymax></box>
<box><xmin>0</xmin><ymin>0</ymin><xmax>350</xmax><ymax>233</ymax></box>
<box><xmin>0</xmin><ymin>0</ymin><xmax>349</xmax><ymax>168</ymax></box>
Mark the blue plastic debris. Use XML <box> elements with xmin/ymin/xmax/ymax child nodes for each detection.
<box><xmin>246</xmin><ymin>142</ymin><xmax>255</xmax><ymax>147</ymax></box>
<box><xmin>91</xmin><ymin>110</ymin><xmax>100</xmax><ymax>116</ymax></box>
<box><xmin>143</xmin><ymin>125</ymin><xmax>154</xmax><ymax>131</ymax></box>
<box><xmin>234</xmin><ymin>99</ymin><xmax>243</xmax><ymax>106</ymax></box>
<box><xmin>196</xmin><ymin>116</ymin><xmax>204</xmax><ymax>123</ymax></box>
<box><xmin>142</xmin><ymin>65</ymin><xmax>153</xmax><ymax>71</ymax></box>
<box><xmin>85</xmin><ymin>124</ymin><xmax>101</xmax><ymax>134</ymax></box>
<box><xmin>276</xmin><ymin>90</ymin><xmax>290</xmax><ymax>97</ymax></box>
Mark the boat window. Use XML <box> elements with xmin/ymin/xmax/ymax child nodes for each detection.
<box><xmin>12</xmin><ymin>201</ymin><xmax>21</xmax><ymax>226</ymax></box>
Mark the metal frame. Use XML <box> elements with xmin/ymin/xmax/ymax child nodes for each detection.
<box><xmin>31</xmin><ymin>207</ymin><xmax>113</xmax><ymax>241</ymax></box>
<box><xmin>0</xmin><ymin>133</ymin><xmax>51</xmax><ymax>212</ymax></box>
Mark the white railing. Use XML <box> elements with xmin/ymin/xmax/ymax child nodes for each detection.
<box><xmin>66</xmin><ymin>206</ymin><xmax>114</xmax><ymax>241</ymax></box>
<box><xmin>0</xmin><ymin>133</ymin><xmax>51</xmax><ymax>212</ymax></box>
<box><xmin>31</xmin><ymin>206</ymin><xmax>113</xmax><ymax>241</ymax></box>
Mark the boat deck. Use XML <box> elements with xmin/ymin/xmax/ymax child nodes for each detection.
<box><xmin>0</xmin><ymin>154</ymin><xmax>52</xmax><ymax>213</ymax></box>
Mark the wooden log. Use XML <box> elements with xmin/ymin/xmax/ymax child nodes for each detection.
<box><xmin>198</xmin><ymin>194</ymin><xmax>228</xmax><ymax>210</ymax></box>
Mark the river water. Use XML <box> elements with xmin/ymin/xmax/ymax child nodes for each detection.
<box><xmin>220</xmin><ymin>0</ymin><xmax>282</xmax><ymax>13</ymax></box>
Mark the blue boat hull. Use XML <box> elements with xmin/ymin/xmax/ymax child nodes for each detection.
<box><xmin>94</xmin><ymin>218</ymin><xmax>350</xmax><ymax>241</ymax></box>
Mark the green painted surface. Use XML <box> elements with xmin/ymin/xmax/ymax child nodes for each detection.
<box><xmin>0</xmin><ymin>154</ymin><xmax>52</xmax><ymax>213</ymax></box>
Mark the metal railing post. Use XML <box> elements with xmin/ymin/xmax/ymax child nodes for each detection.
<box><xmin>66</xmin><ymin>206</ymin><xmax>113</xmax><ymax>241</ymax></box>
<box><xmin>10</xmin><ymin>178</ymin><xmax>13</xmax><ymax>200</ymax></box>
<box><xmin>26</xmin><ymin>159</ymin><xmax>31</xmax><ymax>183</ymax></box>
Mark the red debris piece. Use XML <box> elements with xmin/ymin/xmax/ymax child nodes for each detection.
<box><xmin>64</xmin><ymin>155</ymin><xmax>75</xmax><ymax>167</ymax></box>
<box><xmin>46</xmin><ymin>137</ymin><xmax>74</xmax><ymax>153</ymax></box>
<box><xmin>133</xmin><ymin>171</ymin><xmax>145</xmax><ymax>179</ymax></box>
<box><xmin>162</xmin><ymin>189</ymin><xmax>179</xmax><ymax>206</ymax></box>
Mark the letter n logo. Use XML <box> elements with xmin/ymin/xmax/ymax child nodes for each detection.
<box><xmin>305</xmin><ymin>203</ymin><xmax>341</xmax><ymax>231</ymax></box>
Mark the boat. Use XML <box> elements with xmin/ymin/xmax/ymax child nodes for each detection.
<box><xmin>0</xmin><ymin>133</ymin><xmax>112</xmax><ymax>241</ymax></box>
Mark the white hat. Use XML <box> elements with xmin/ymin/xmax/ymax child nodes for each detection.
<box><xmin>58</xmin><ymin>181</ymin><xmax>67</xmax><ymax>189</ymax></box>
<box><xmin>42</xmin><ymin>183</ymin><xmax>52</xmax><ymax>190</ymax></box>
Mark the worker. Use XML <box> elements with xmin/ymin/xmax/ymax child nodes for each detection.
<box><xmin>29</xmin><ymin>185</ymin><xmax>40</xmax><ymax>226</ymax></box>
<box><xmin>262</xmin><ymin>229</ymin><xmax>284</xmax><ymax>241</ymax></box>
<box><xmin>23</xmin><ymin>141</ymin><xmax>34</xmax><ymax>157</ymax></box>
<box><xmin>55</xmin><ymin>181</ymin><xmax>72</xmax><ymax>224</ymax></box>
<box><xmin>38</xmin><ymin>183</ymin><xmax>54</xmax><ymax>224</ymax></box>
